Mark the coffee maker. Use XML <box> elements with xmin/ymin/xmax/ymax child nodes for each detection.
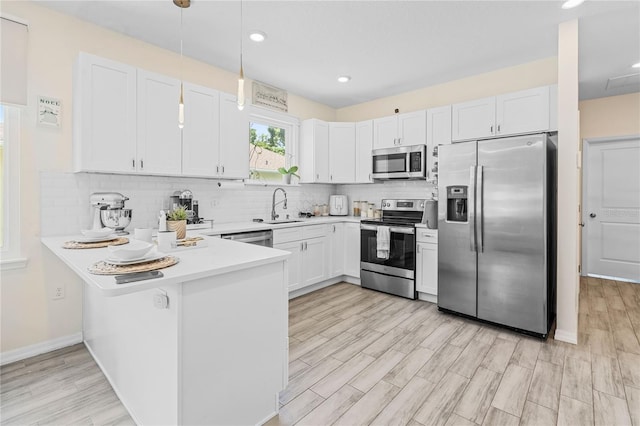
<box><xmin>169</xmin><ymin>189</ymin><xmax>200</xmax><ymax>224</ymax></box>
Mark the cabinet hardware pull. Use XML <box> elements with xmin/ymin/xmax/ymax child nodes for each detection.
<box><xmin>316</xmin><ymin>173</ymin><xmax>319</xmax><ymax>180</ymax></box>
<box><xmin>490</xmin><ymin>125</ymin><xmax>494</xmax><ymax>134</ymax></box>
<box><xmin>333</xmin><ymin>225</ymin><xmax>336</xmax><ymax>233</ymax></box>
<box><xmin>497</xmin><ymin>124</ymin><xmax>501</xmax><ymax>133</ymax></box>
<box><xmin>216</xmin><ymin>166</ymin><xmax>220</xmax><ymax>173</ymax></box>
<box><xmin>221</xmin><ymin>165</ymin><xmax>225</xmax><ymax>174</ymax></box>
<box><xmin>305</xmin><ymin>242</ymin><xmax>308</xmax><ymax>251</ymax></box>
<box><xmin>140</xmin><ymin>159</ymin><xmax>144</xmax><ymax>169</ymax></box>
<box><xmin>132</xmin><ymin>159</ymin><xmax>135</xmax><ymax>168</ymax></box>
<box><xmin>417</xmin><ymin>245</ymin><xmax>421</xmax><ymax>253</ymax></box>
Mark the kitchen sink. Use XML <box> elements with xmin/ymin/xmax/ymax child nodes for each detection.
<box><xmin>264</xmin><ymin>219</ymin><xmax>304</xmax><ymax>224</ymax></box>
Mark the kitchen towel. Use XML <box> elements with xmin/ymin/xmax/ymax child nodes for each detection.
<box><xmin>376</xmin><ymin>226</ymin><xmax>390</xmax><ymax>259</ymax></box>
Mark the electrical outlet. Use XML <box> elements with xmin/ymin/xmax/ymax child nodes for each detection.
<box><xmin>211</xmin><ymin>198</ymin><xmax>220</xmax><ymax>207</ymax></box>
<box><xmin>53</xmin><ymin>284</ymin><xmax>65</xmax><ymax>300</ymax></box>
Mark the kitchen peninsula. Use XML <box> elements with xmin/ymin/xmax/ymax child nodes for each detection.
<box><xmin>42</xmin><ymin>235</ymin><xmax>291</xmax><ymax>425</ymax></box>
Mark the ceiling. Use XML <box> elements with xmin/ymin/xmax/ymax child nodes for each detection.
<box><xmin>36</xmin><ymin>0</ymin><xmax>640</xmax><ymax>108</ymax></box>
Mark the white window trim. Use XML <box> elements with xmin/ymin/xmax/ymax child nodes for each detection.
<box><xmin>0</xmin><ymin>107</ymin><xmax>27</xmax><ymax>270</ymax></box>
<box><xmin>247</xmin><ymin>105</ymin><xmax>299</xmax><ymax>184</ymax></box>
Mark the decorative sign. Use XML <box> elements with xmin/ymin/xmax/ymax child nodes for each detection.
<box><xmin>38</xmin><ymin>96</ymin><xmax>61</xmax><ymax>127</ymax></box>
<box><xmin>252</xmin><ymin>81</ymin><xmax>288</xmax><ymax>113</ymax></box>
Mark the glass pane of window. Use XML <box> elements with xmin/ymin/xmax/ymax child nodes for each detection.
<box><xmin>249</xmin><ymin>122</ymin><xmax>287</xmax><ymax>182</ymax></box>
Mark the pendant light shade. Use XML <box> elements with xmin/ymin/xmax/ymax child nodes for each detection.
<box><xmin>175</xmin><ymin>0</ymin><xmax>190</xmax><ymax>128</ymax></box>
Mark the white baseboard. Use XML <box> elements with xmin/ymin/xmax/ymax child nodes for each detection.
<box><xmin>1</xmin><ymin>332</ymin><xmax>83</xmax><ymax>365</ymax></box>
<box><xmin>554</xmin><ymin>329</ymin><xmax>578</xmax><ymax>345</ymax></box>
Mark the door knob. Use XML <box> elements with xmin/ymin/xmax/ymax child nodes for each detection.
<box><xmin>589</xmin><ymin>213</ymin><xmax>596</xmax><ymax>218</ymax></box>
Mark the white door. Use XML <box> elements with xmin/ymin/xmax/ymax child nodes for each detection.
<box><xmin>416</xmin><ymin>242</ymin><xmax>438</xmax><ymax>295</ymax></box>
<box><xmin>355</xmin><ymin>120</ymin><xmax>373</xmax><ymax>183</ymax></box>
<box><xmin>302</xmin><ymin>237</ymin><xmax>328</xmax><ymax>287</ymax></box>
<box><xmin>329</xmin><ymin>122</ymin><xmax>356</xmax><ymax>183</ymax></box>
<box><xmin>274</xmin><ymin>241</ymin><xmax>302</xmax><ymax>291</ymax></box>
<box><xmin>496</xmin><ymin>86</ymin><xmax>550</xmax><ymax>136</ymax></box>
<box><xmin>182</xmin><ymin>83</ymin><xmax>220</xmax><ymax>177</ymax></box>
<box><xmin>585</xmin><ymin>137</ymin><xmax>640</xmax><ymax>282</ymax></box>
<box><xmin>452</xmin><ymin>96</ymin><xmax>496</xmax><ymax>142</ymax></box>
<box><xmin>313</xmin><ymin>121</ymin><xmax>330</xmax><ymax>183</ymax></box>
<box><xmin>398</xmin><ymin>110</ymin><xmax>427</xmax><ymax>146</ymax></box>
<box><xmin>426</xmin><ymin>105</ymin><xmax>452</xmax><ymax>181</ymax></box>
<box><xmin>344</xmin><ymin>223</ymin><xmax>361</xmax><ymax>277</ymax></box>
<box><xmin>219</xmin><ymin>93</ymin><xmax>249</xmax><ymax>179</ymax></box>
<box><xmin>137</xmin><ymin>70</ymin><xmax>182</xmax><ymax>175</ymax></box>
<box><xmin>373</xmin><ymin>115</ymin><xmax>398</xmax><ymax>149</ymax></box>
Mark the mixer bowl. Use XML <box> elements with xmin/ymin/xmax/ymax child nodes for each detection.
<box><xmin>100</xmin><ymin>209</ymin><xmax>132</xmax><ymax>232</ymax></box>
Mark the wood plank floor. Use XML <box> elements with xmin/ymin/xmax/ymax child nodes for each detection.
<box><xmin>2</xmin><ymin>277</ymin><xmax>639</xmax><ymax>425</ymax></box>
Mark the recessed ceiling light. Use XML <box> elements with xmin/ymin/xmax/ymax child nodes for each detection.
<box><xmin>633</xmin><ymin>62</ymin><xmax>640</xmax><ymax>68</ymax></box>
<box><xmin>337</xmin><ymin>75</ymin><xmax>351</xmax><ymax>83</ymax></box>
<box><xmin>561</xmin><ymin>0</ymin><xmax>585</xmax><ymax>9</ymax></box>
<box><xmin>249</xmin><ymin>31</ymin><xmax>266</xmax><ymax>42</ymax></box>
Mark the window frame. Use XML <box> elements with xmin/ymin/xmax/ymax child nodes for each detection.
<box><xmin>247</xmin><ymin>106</ymin><xmax>299</xmax><ymax>184</ymax></box>
<box><xmin>0</xmin><ymin>106</ymin><xmax>26</xmax><ymax>269</ymax></box>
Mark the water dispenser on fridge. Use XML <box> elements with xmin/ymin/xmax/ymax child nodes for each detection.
<box><xmin>446</xmin><ymin>186</ymin><xmax>468</xmax><ymax>222</ymax></box>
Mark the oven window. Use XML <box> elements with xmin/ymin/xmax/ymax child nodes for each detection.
<box><xmin>373</xmin><ymin>153</ymin><xmax>406</xmax><ymax>174</ymax></box>
<box><xmin>361</xmin><ymin>228</ymin><xmax>415</xmax><ymax>270</ymax></box>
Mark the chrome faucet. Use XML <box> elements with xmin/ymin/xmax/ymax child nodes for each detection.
<box><xmin>271</xmin><ymin>187</ymin><xmax>288</xmax><ymax>221</ymax></box>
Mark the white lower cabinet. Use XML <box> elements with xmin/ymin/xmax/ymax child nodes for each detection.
<box><xmin>329</xmin><ymin>223</ymin><xmax>345</xmax><ymax>276</ymax></box>
<box><xmin>274</xmin><ymin>225</ymin><xmax>328</xmax><ymax>292</ymax></box>
<box><xmin>344</xmin><ymin>222</ymin><xmax>361</xmax><ymax>277</ymax></box>
<box><xmin>416</xmin><ymin>229</ymin><xmax>438</xmax><ymax>297</ymax></box>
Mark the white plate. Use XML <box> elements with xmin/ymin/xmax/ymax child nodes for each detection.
<box><xmin>81</xmin><ymin>227</ymin><xmax>114</xmax><ymax>238</ymax></box>
<box><xmin>104</xmin><ymin>251</ymin><xmax>167</xmax><ymax>266</ymax></box>
<box><xmin>75</xmin><ymin>234</ymin><xmax>119</xmax><ymax>243</ymax></box>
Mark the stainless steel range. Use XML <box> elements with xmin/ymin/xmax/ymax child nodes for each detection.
<box><xmin>360</xmin><ymin>199</ymin><xmax>426</xmax><ymax>299</ymax></box>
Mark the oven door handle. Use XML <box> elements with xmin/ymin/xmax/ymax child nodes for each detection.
<box><xmin>360</xmin><ymin>224</ymin><xmax>415</xmax><ymax>235</ymax></box>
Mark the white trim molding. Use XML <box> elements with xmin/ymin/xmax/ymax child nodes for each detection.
<box><xmin>0</xmin><ymin>332</ymin><xmax>83</xmax><ymax>366</ymax></box>
<box><xmin>554</xmin><ymin>329</ymin><xmax>578</xmax><ymax>345</ymax></box>
<box><xmin>0</xmin><ymin>257</ymin><xmax>28</xmax><ymax>270</ymax></box>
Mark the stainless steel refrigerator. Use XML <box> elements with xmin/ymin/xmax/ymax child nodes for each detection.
<box><xmin>437</xmin><ymin>133</ymin><xmax>556</xmax><ymax>337</ymax></box>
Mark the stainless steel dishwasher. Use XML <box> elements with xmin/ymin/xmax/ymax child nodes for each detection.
<box><xmin>220</xmin><ymin>230</ymin><xmax>273</xmax><ymax>247</ymax></box>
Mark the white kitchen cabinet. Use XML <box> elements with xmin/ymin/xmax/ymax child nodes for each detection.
<box><xmin>426</xmin><ymin>105</ymin><xmax>452</xmax><ymax>181</ymax></box>
<box><xmin>329</xmin><ymin>223</ymin><xmax>345</xmax><ymax>277</ymax></box>
<box><xmin>73</xmin><ymin>53</ymin><xmax>137</xmax><ymax>173</ymax></box>
<box><xmin>452</xmin><ymin>96</ymin><xmax>496</xmax><ymax>142</ymax></box>
<box><xmin>344</xmin><ymin>222</ymin><xmax>361</xmax><ymax>277</ymax></box>
<box><xmin>300</xmin><ymin>119</ymin><xmax>330</xmax><ymax>183</ymax></box>
<box><xmin>373</xmin><ymin>110</ymin><xmax>427</xmax><ymax>149</ymax></box>
<box><xmin>416</xmin><ymin>228</ymin><xmax>438</xmax><ymax>296</ymax></box>
<box><xmin>218</xmin><ymin>93</ymin><xmax>249</xmax><ymax>179</ymax></box>
<box><xmin>355</xmin><ymin>120</ymin><xmax>373</xmax><ymax>183</ymax></box>
<box><xmin>181</xmin><ymin>83</ymin><xmax>220</xmax><ymax>177</ymax></box>
<box><xmin>452</xmin><ymin>86</ymin><xmax>554</xmax><ymax>142</ymax></box>
<box><xmin>329</xmin><ymin>122</ymin><xmax>356</xmax><ymax>183</ymax></box>
<box><xmin>273</xmin><ymin>225</ymin><xmax>328</xmax><ymax>291</ymax></box>
<box><xmin>136</xmin><ymin>70</ymin><xmax>183</xmax><ymax>175</ymax></box>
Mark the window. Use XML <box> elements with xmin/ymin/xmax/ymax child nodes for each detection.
<box><xmin>248</xmin><ymin>109</ymin><xmax>298</xmax><ymax>183</ymax></box>
<box><xmin>0</xmin><ymin>104</ymin><xmax>25</xmax><ymax>268</ymax></box>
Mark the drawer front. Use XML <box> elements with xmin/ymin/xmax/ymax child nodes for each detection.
<box><xmin>416</xmin><ymin>229</ymin><xmax>438</xmax><ymax>243</ymax></box>
<box><xmin>302</xmin><ymin>224</ymin><xmax>327</xmax><ymax>240</ymax></box>
<box><xmin>273</xmin><ymin>227</ymin><xmax>303</xmax><ymax>244</ymax></box>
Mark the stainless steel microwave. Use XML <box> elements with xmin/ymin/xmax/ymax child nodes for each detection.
<box><xmin>371</xmin><ymin>144</ymin><xmax>426</xmax><ymax>180</ymax></box>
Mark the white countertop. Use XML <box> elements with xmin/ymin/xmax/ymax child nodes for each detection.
<box><xmin>198</xmin><ymin>215</ymin><xmax>362</xmax><ymax>236</ymax></box>
<box><xmin>42</xmin><ymin>235</ymin><xmax>291</xmax><ymax>297</ymax></box>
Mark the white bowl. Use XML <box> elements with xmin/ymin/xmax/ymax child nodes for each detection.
<box><xmin>107</xmin><ymin>240</ymin><xmax>153</xmax><ymax>260</ymax></box>
<box><xmin>81</xmin><ymin>227</ymin><xmax>114</xmax><ymax>238</ymax></box>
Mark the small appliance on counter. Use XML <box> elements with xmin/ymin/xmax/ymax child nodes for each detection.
<box><xmin>329</xmin><ymin>195</ymin><xmax>349</xmax><ymax>216</ymax></box>
<box><xmin>169</xmin><ymin>189</ymin><xmax>202</xmax><ymax>224</ymax></box>
<box><xmin>422</xmin><ymin>199</ymin><xmax>438</xmax><ymax>229</ymax></box>
<box><xmin>90</xmin><ymin>192</ymin><xmax>132</xmax><ymax>235</ymax></box>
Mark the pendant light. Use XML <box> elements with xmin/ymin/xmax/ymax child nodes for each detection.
<box><xmin>237</xmin><ymin>0</ymin><xmax>245</xmax><ymax>111</ymax></box>
<box><xmin>174</xmin><ymin>0</ymin><xmax>190</xmax><ymax>128</ymax></box>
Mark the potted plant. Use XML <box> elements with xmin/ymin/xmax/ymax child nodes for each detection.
<box><xmin>278</xmin><ymin>166</ymin><xmax>300</xmax><ymax>185</ymax></box>
<box><xmin>166</xmin><ymin>205</ymin><xmax>188</xmax><ymax>239</ymax></box>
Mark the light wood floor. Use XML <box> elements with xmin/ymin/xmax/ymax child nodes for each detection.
<box><xmin>1</xmin><ymin>277</ymin><xmax>639</xmax><ymax>425</ymax></box>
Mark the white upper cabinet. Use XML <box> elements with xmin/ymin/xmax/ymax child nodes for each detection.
<box><xmin>181</xmin><ymin>82</ymin><xmax>220</xmax><ymax>177</ymax></box>
<box><xmin>136</xmin><ymin>70</ymin><xmax>182</xmax><ymax>175</ymax></box>
<box><xmin>219</xmin><ymin>93</ymin><xmax>249</xmax><ymax>179</ymax></box>
<box><xmin>73</xmin><ymin>53</ymin><xmax>137</xmax><ymax>173</ymax></box>
<box><xmin>355</xmin><ymin>120</ymin><xmax>373</xmax><ymax>183</ymax></box>
<box><xmin>373</xmin><ymin>110</ymin><xmax>427</xmax><ymax>149</ymax></box>
<box><xmin>426</xmin><ymin>105</ymin><xmax>452</xmax><ymax>181</ymax></box>
<box><xmin>329</xmin><ymin>122</ymin><xmax>356</xmax><ymax>183</ymax></box>
<box><xmin>300</xmin><ymin>119</ymin><xmax>330</xmax><ymax>183</ymax></box>
<box><xmin>452</xmin><ymin>96</ymin><xmax>496</xmax><ymax>142</ymax></box>
<box><xmin>452</xmin><ymin>86</ymin><xmax>554</xmax><ymax>142</ymax></box>
<box><xmin>495</xmin><ymin>86</ymin><xmax>550</xmax><ymax>136</ymax></box>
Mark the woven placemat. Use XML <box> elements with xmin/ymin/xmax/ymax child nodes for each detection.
<box><xmin>88</xmin><ymin>255</ymin><xmax>179</xmax><ymax>275</ymax></box>
<box><xmin>63</xmin><ymin>237</ymin><xmax>129</xmax><ymax>249</ymax></box>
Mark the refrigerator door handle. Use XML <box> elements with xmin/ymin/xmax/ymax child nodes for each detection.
<box><xmin>469</xmin><ymin>165</ymin><xmax>477</xmax><ymax>252</ymax></box>
<box><xmin>478</xmin><ymin>165</ymin><xmax>484</xmax><ymax>253</ymax></box>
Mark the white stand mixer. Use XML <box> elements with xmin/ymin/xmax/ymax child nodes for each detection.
<box><xmin>90</xmin><ymin>192</ymin><xmax>132</xmax><ymax>235</ymax></box>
